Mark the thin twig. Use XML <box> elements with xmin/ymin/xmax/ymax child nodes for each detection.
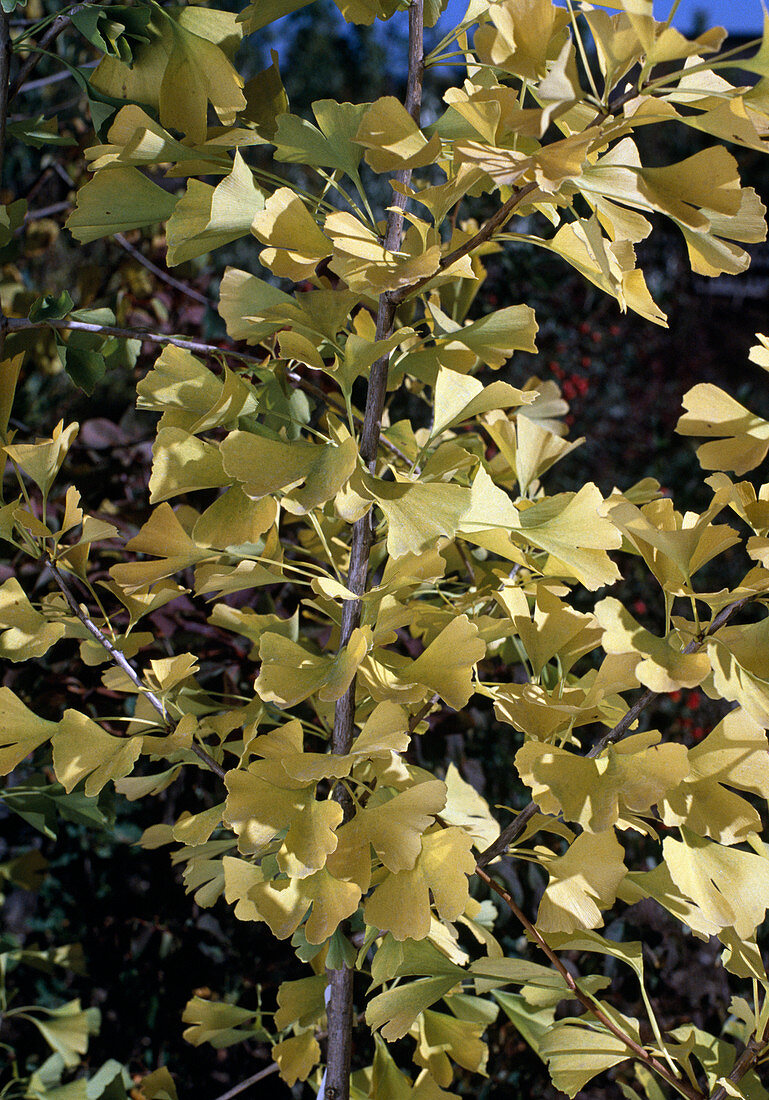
<box><xmin>46</xmin><ymin>560</ymin><xmax>226</xmax><ymax>780</ymax></box>
<box><xmin>475</xmin><ymin>866</ymin><xmax>704</xmax><ymax>1100</ymax></box>
<box><xmin>476</xmin><ymin>594</ymin><xmax>752</xmax><ymax>868</ymax></box>
<box><xmin>7</xmin><ymin>6</ymin><xmax>84</xmax><ymax>104</ymax></box>
<box><xmin>210</xmin><ymin>1063</ymin><xmax>280</xmax><ymax>1100</ymax></box>
<box><xmin>709</xmin><ymin>1018</ymin><xmax>769</xmax><ymax>1100</ymax></box>
<box><xmin>5</xmin><ymin>316</ymin><xmax>266</xmax><ymax>368</ymax></box>
<box><xmin>408</xmin><ymin>693</ymin><xmax>440</xmax><ymax>733</ymax></box>
<box><xmin>113</xmin><ymin>233</ymin><xmax>211</xmax><ymax>307</ymax></box>
<box><xmin>389</xmin><ymin>181</ymin><xmax>538</xmax><ymax>305</ymax></box>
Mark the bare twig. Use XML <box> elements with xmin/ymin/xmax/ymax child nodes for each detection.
<box><xmin>46</xmin><ymin>559</ymin><xmax>226</xmax><ymax>780</ymax></box>
<box><xmin>113</xmin><ymin>233</ymin><xmax>212</xmax><ymax>307</ymax></box>
<box><xmin>389</xmin><ymin>181</ymin><xmax>538</xmax><ymax>305</ymax></box>
<box><xmin>475</xmin><ymin>865</ymin><xmax>704</xmax><ymax>1100</ymax></box>
<box><xmin>8</xmin><ymin>7</ymin><xmax>85</xmax><ymax>104</ymax></box>
<box><xmin>4</xmin><ymin>315</ymin><xmax>413</xmax><ymax>466</ymax></box>
<box><xmin>476</xmin><ymin>594</ymin><xmax>753</xmax><ymax>868</ymax></box>
<box><xmin>210</xmin><ymin>1063</ymin><xmax>280</xmax><ymax>1100</ymax></box>
<box><xmin>709</xmin><ymin>1019</ymin><xmax>769</xmax><ymax>1100</ymax></box>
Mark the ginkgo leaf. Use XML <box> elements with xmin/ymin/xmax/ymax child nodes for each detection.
<box><xmin>27</xmin><ymin>1000</ymin><xmax>100</xmax><ymax>1068</ymax></box>
<box><xmin>90</xmin><ymin>8</ymin><xmax>246</xmax><ymax>144</ymax></box>
<box><xmin>149</xmin><ymin>428</ymin><xmax>229</xmax><ymax>503</ymax></box>
<box><xmin>251</xmin><ymin>187</ymin><xmax>331</xmax><ymax>280</ymax></box>
<box><xmin>364</xmin><ymin>827</ymin><xmax>475</xmax><ymax>940</ymax></box>
<box><xmin>221</xmin><ymin>432</ymin><xmax>357</xmax><ymax>514</ymax></box>
<box><xmin>431</xmin><ymin>367</ymin><xmax>533</xmax><ymax>439</ymax></box>
<box><xmin>52</xmin><ymin>711</ymin><xmax>142</xmax><ymax>796</ymax></box>
<box><xmin>0</xmin><ymin>577</ymin><xmax>66</xmax><ymax>661</ymax></box>
<box><xmin>364</xmin><ymin>473</ymin><xmax>472</xmax><ymax>560</ymax></box>
<box><xmin>676</xmin><ymin>384</ymin><xmax>769</xmax><ymax>476</ymax></box>
<box><xmin>4</xmin><ymin>420</ymin><xmax>79</xmax><ymax>498</ymax></box>
<box><xmin>664</xmin><ymin>829</ymin><xmax>769</xmax><ymax>939</ymax></box>
<box><xmin>536</xmin><ymin>829</ymin><xmax>627</xmax><ymax>934</ymax></box>
<box><xmin>473</xmin><ymin>0</ymin><xmax>571</xmax><ymax>81</ymax></box>
<box><xmin>538</xmin><ymin>1022</ymin><xmax>632</xmax><ymax>1098</ymax></box>
<box><xmin>517</xmin><ymin>735</ymin><xmax>688</xmax><ymax>833</ymax></box>
<box><xmin>500</xmin><ymin>583</ymin><xmax>601</xmax><ymax>677</ymax></box>
<box><xmin>594</xmin><ymin>596</ymin><xmax>710</xmax><ymax>692</ymax></box>
<box><xmin>0</xmin><ymin>687</ymin><xmax>58</xmax><ymax>773</ymax></box>
<box><xmin>272</xmin><ymin>1031</ymin><xmax>321</xmax><ymax>1087</ymax></box>
<box><xmin>166</xmin><ymin>151</ymin><xmax>265</xmax><ymax>265</ymax></box>
<box><xmin>356</xmin><ymin>96</ymin><xmax>442</xmax><ymax>173</ymax></box>
<box><xmin>217</xmin><ymin>267</ymin><xmax>294</xmax><ymax>343</ymax></box>
<box><xmin>274</xmin><ymin>100</ymin><xmax>368</xmax><ymax>185</ymax></box>
<box><xmin>414</xmin><ymin>1008</ymin><xmax>488</xmax><ymax>1085</ymax></box>
<box><xmin>661</xmin><ymin>709</ymin><xmax>769</xmax><ymax>844</ymax></box>
<box><xmin>346</xmin><ymin>779</ymin><xmax>447</xmax><ymax>872</ymax></box>
<box><xmin>366</xmin><ymin>976</ymin><xmax>460</xmax><ymax>1042</ymax></box>
<box><xmin>181</xmin><ymin>997</ymin><xmax>263</xmax><ymax>1049</ymax></box>
<box><xmin>224</xmin><ymin>759</ymin><xmax>338</xmax><ymax>874</ymax></box>
<box><xmin>408</xmin><ymin>615</ymin><xmax>486</xmax><ymax>710</ymax></box>
<box><xmin>274</xmin><ymin>974</ymin><xmax>328</xmax><ymax>1030</ymax></box>
<box><xmin>707</xmin><ymin>617</ymin><xmax>769</xmax><ymax>727</ymax></box>
<box><xmin>137</xmin><ymin>346</ymin><xmax>258</xmax><ymax>433</ymax></box>
<box><xmin>441</xmin><ymin>763</ymin><xmax>500</xmax><ymax>849</ymax></box>
<box><xmin>65</xmin><ymin>167</ymin><xmax>178</xmax><ymax>244</ymax></box>
<box><xmin>255</xmin><ymin>628</ymin><xmax>369</xmax><ymax>707</ymax></box>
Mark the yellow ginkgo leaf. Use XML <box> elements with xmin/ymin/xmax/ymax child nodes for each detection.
<box><xmin>303</xmin><ymin>867</ymin><xmax>362</xmax><ymax>943</ymax></box>
<box><xmin>414</xmin><ymin>1008</ymin><xmax>488</xmax><ymax>1086</ymax></box>
<box><xmin>278</xmin><ymin>797</ymin><xmax>344</xmax><ymax>879</ymax></box>
<box><xmin>0</xmin><ymin>687</ymin><xmax>58</xmax><ymax>774</ymax></box>
<box><xmin>516</xmin><ymin>734</ymin><xmax>689</xmax><ymax>833</ymax></box>
<box><xmin>4</xmin><ymin>421</ymin><xmax>79</xmax><ymax>499</ymax></box>
<box><xmin>251</xmin><ymin>187</ymin><xmax>331</xmax><ymax>280</ymax></box>
<box><xmin>594</xmin><ymin>596</ymin><xmax>710</xmax><ymax>692</ymax></box>
<box><xmin>364</xmin><ymin>474</ymin><xmax>472</xmax><ymax>560</ymax></box>
<box><xmin>0</xmin><ymin>577</ymin><xmax>66</xmax><ymax>662</ymax></box>
<box><xmin>90</xmin><ymin>8</ymin><xmax>245</xmax><ymax>144</ymax></box>
<box><xmin>536</xmin><ymin>830</ymin><xmax>627</xmax><ymax>934</ymax></box>
<box><xmin>664</xmin><ymin>829</ymin><xmax>769</xmax><ymax>939</ymax></box>
<box><xmin>347</xmin><ymin>779</ymin><xmax>447</xmax><ymax>873</ymax></box>
<box><xmin>473</xmin><ymin>0</ymin><xmax>571</xmax><ymax>81</ymax></box>
<box><xmin>364</xmin><ymin>827</ymin><xmax>475</xmax><ymax>941</ymax></box>
<box><xmin>149</xmin><ymin>428</ymin><xmax>229</xmax><ymax>504</ymax></box>
<box><xmin>440</xmin><ymin>763</ymin><xmax>500</xmax><ymax>849</ymax></box>
<box><xmin>662</xmin><ymin>709</ymin><xmax>769</xmax><ymax>844</ymax></box>
<box><xmin>272</xmin><ymin>1031</ymin><xmax>321</xmax><ymax>1087</ymax></box>
<box><xmin>408</xmin><ymin>615</ymin><xmax>486</xmax><ymax>710</ymax></box>
<box><xmin>356</xmin><ymin>96</ymin><xmax>442</xmax><ymax>173</ymax></box>
<box><xmin>677</xmin><ymin>384</ymin><xmax>769</xmax><ymax>476</ymax></box>
<box><xmin>166</xmin><ymin>151</ymin><xmax>265</xmax><ymax>266</ymax></box>
<box><xmin>431</xmin><ymin>367</ymin><xmax>533</xmax><ymax>439</ymax></box>
<box><xmin>706</xmin><ymin>616</ymin><xmax>769</xmax><ymax>727</ymax></box>
<box><xmin>220</xmin><ymin>431</ymin><xmax>357</xmax><ymax>514</ymax></box>
<box><xmin>110</xmin><ymin>503</ymin><xmax>211</xmax><ymax>594</ymax></box>
<box><xmin>52</xmin><ymin>711</ymin><xmax>142</xmax><ymax>796</ymax></box>
<box><xmin>255</xmin><ymin>628</ymin><xmax>369</xmax><ymax>707</ymax></box>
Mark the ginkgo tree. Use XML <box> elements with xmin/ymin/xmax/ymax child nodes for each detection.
<box><xmin>2</xmin><ymin>0</ymin><xmax>769</xmax><ymax>1097</ymax></box>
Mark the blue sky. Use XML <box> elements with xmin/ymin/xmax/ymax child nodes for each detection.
<box><xmin>433</xmin><ymin>0</ymin><xmax>766</xmax><ymax>35</ymax></box>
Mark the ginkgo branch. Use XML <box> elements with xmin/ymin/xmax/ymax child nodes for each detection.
<box><xmin>45</xmin><ymin>558</ymin><xmax>226</xmax><ymax>781</ymax></box>
<box><xmin>475</xmin><ymin>865</ymin><xmax>705</xmax><ymax>1100</ymax></box>
<box><xmin>476</xmin><ymin>594</ymin><xmax>754</xmax><ymax>868</ymax></box>
<box><xmin>389</xmin><ymin>181</ymin><xmax>539</xmax><ymax>305</ymax></box>
<box><xmin>113</xmin><ymin>233</ymin><xmax>211</xmax><ymax>307</ymax></box>
<box><xmin>7</xmin><ymin>5</ymin><xmax>85</xmax><ymax>103</ymax></box>
<box><xmin>3</xmin><ymin>315</ymin><xmax>413</xmax><ymax>466</ymax></box>
<box><xmin>709</xmin><ymin>1016</ymin><xmax>769</xmax><ymax>1100</ymax></box>
<box><xmin>326</xmin><ymin>6</ymin><xmax>424</xmax><ymax>1099</ymax></box>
